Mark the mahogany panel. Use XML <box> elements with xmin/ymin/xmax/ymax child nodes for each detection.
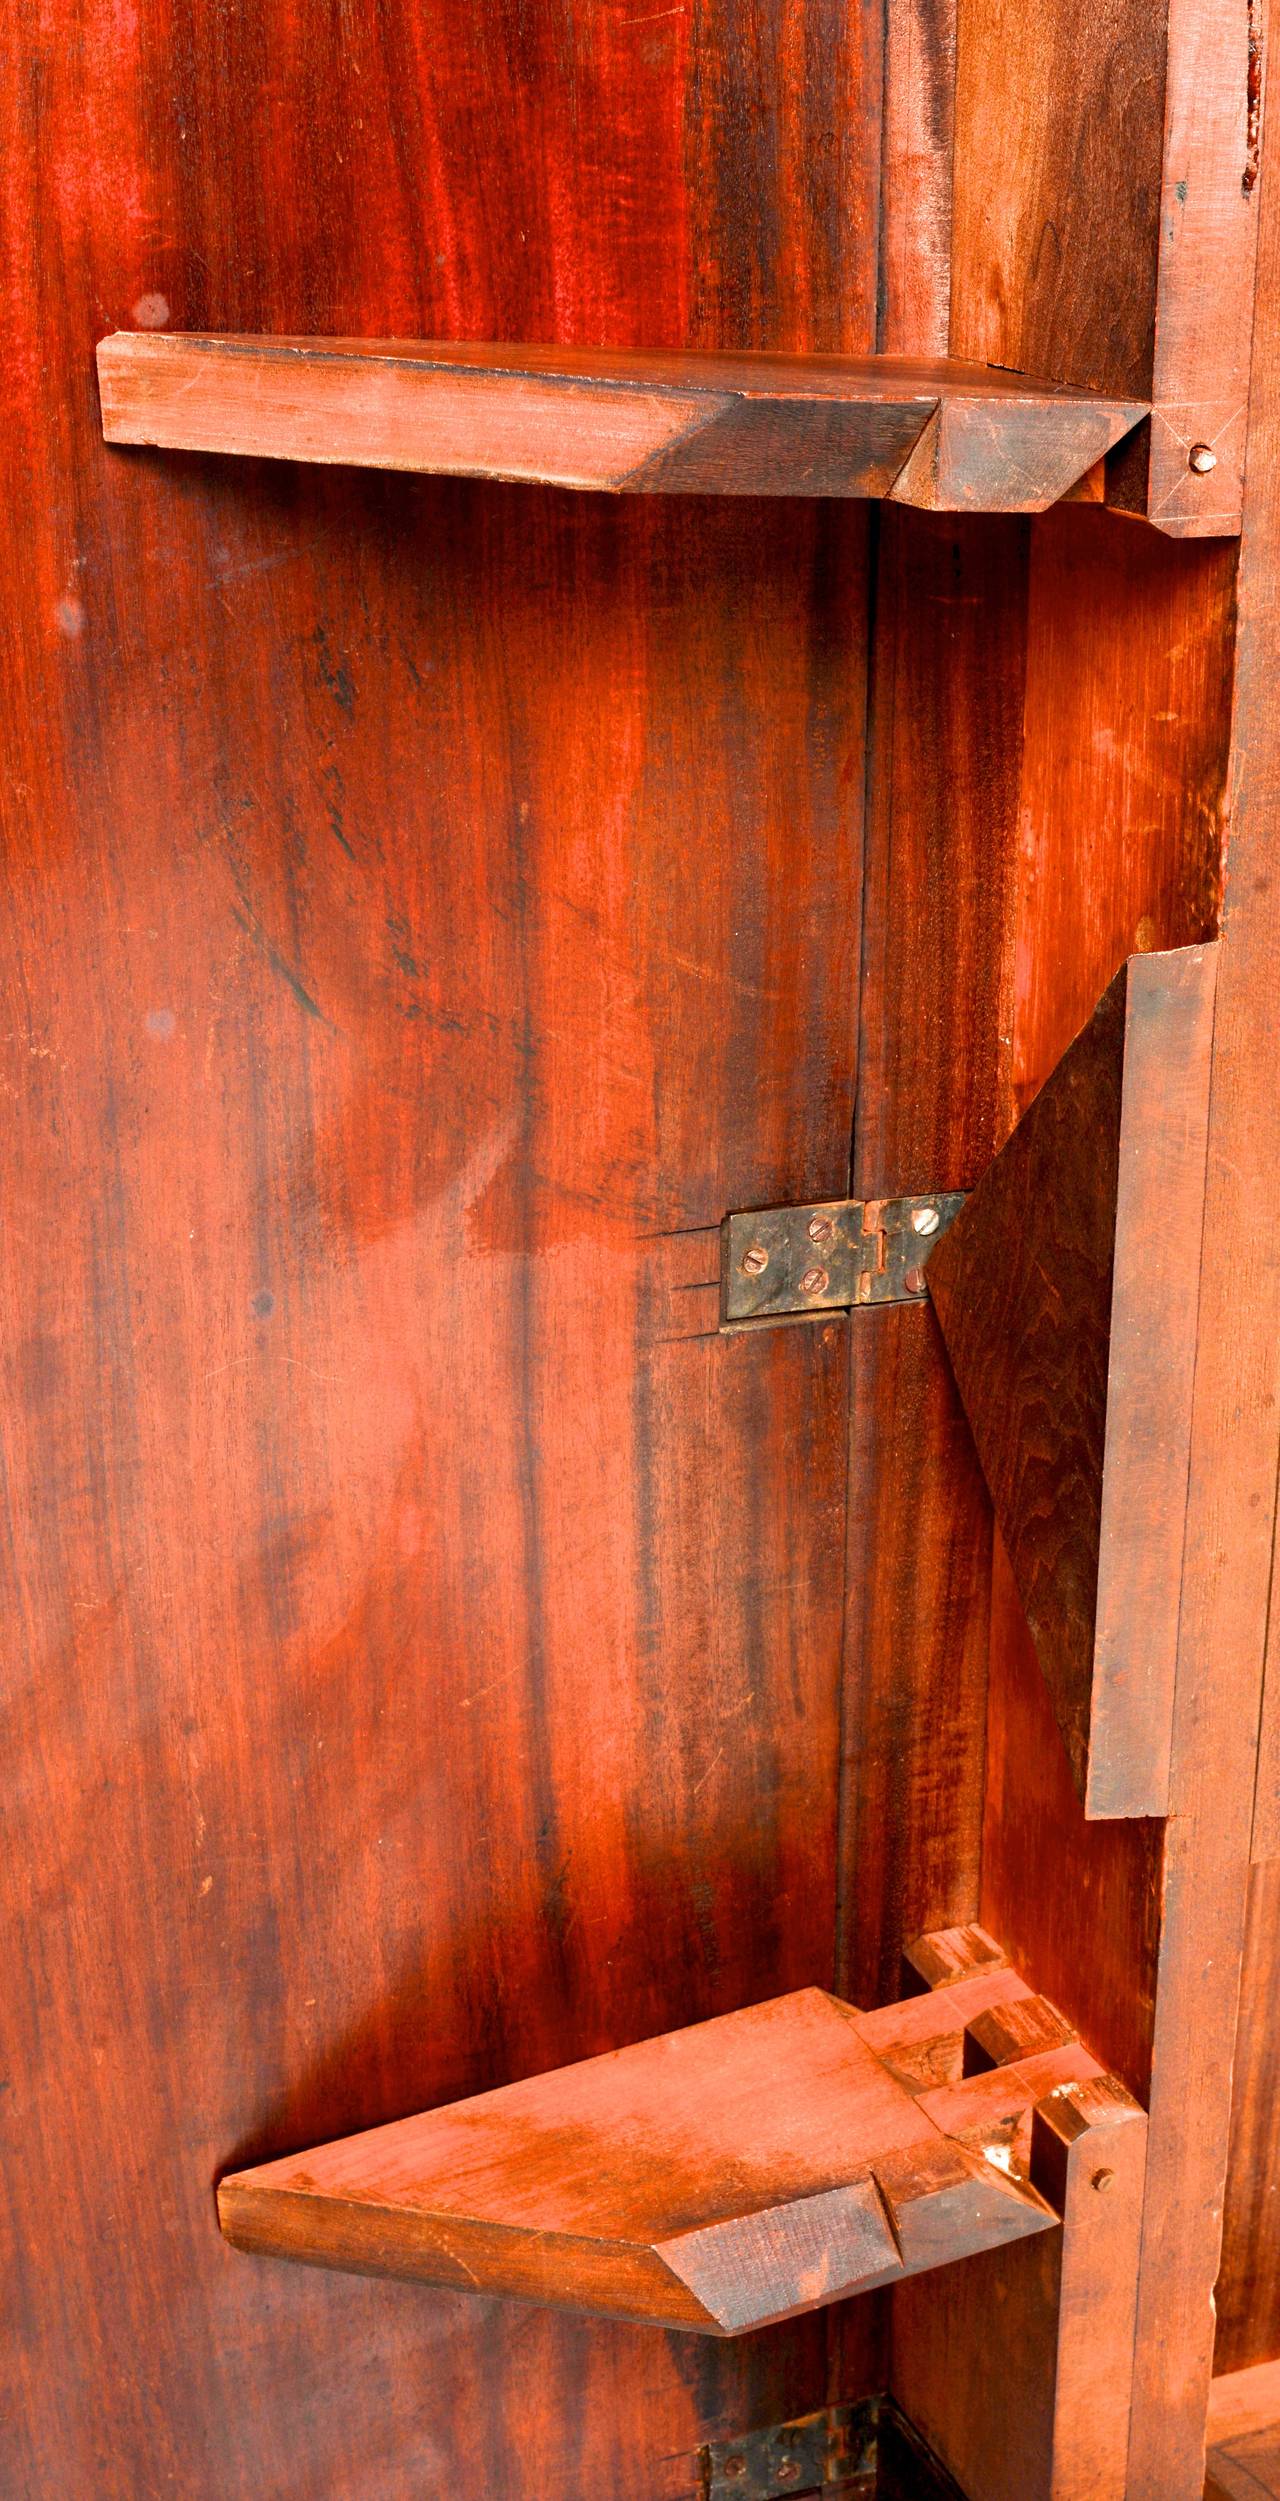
<box><xmin>0</xmin><ymin>1</ymin><xmax>886</xmax><ymax>2491</ymax></box>
<box><xmin>949</xmin><ymin>0</ymin><xmax>1167</xmax><ymax>400</ymax></box>
<box><xmin>837</xmin><ymin>509</ymin><xmax>1028</xmax><ymax>2013</ymax></box>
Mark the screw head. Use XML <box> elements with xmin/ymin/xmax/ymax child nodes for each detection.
<box><xmin>911</xmin><ymin>1204</ymin><xmax>940</xmax><ymax>1235</ymax></box>
<box><xmin>800</xmin><ymin>1265</ymin><xmax>829</xmax><ymax>1297</ymax></box>
<box><xmin>740</xmin><ymin>1244</ymin><xmax>769</xmax><ymax>1277</ymax></box>
<box><xmin>807</xmin><ymin>1212</ymin><xmax>835</xmax><ymax>1246</ymax></box>
<box><xmin>1092</xmin><ymin>2167</ymin><xmax>1116</xmax><ymax>2194</ymax></box>
<box><xmin>1189</xmin><ymin>442</ymin><xmax>1218</xmax><ymax>474</ymax></box>
<box><xmin>724</xmin><ymin>2463</ymin><xmax>746</xmax><ymax>2482</ymax></box>
<box><xmin>776</xmin><ymin>2469</ymin><xmax>801</xmax><ymax>2487</ymax></box>
<box><xmin>904</xmin><ymin>1266</ymin><xmax>927</xmax><ymax>1294</ymax></box>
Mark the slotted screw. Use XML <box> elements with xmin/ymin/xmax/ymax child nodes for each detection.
<box><xmin>1189</xmin><ymin>442</ymin><xmax>1218</xmax><ymax>474</ymax></box>
<box><xmin>740</xmin><ymin>1244</ymin><xmax>769</xmax><ymax>1277</ymax></box>
<box><xmin>911</xmin><ymin>1204</ymin><xmax>940</xmax><ymax>1235</ymax></box>
<box><xmin>800</xmin><ymin>1265</ymin><xmax>828</xmax><ymax>1297</ymax></box>
<box><xmin>807</xmin><ymin>1212</ymin><xmax>835</xmax><ymax>1246</ymax></box>
<box><xmin>904</xmin><ymin>1266</ymin><xmax>927</xmax><ymax>1294</ymax></box>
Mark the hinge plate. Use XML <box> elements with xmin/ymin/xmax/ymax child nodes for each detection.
<box><xmin>701</xmin><ymin>2400</ymin><xmax>877</xmax><ymax>2498</ymax></box>
<box><xmin>722</xmin><ymin>1193</ymin><xmax>965</xmax><ymax>1324</ymax></box>
<box><xmin>699</xmin><ymin>2397</ymin><xmax>967</xmax><ymax>2500</ymax></box>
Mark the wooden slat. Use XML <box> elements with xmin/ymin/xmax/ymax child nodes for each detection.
<box><xmin>928</xmin><ymin>943</ymin><xmax>1218</xmax><ymax>1818</ymax></box>
<box><xmin>1124</xmin><ymin>0</ymin><xmax>1280</xmax><ymax>2466</ymax></box>
<box><xmin>218</xmin><ymin>1986</ymin><xmax>1056</xmax><ymax>2332</ymax></box>
<box><xmin>893</xmin><ymin>2075</ymin><xmax>1148</xmax><ymax>2501</ymax></box>
<box><xmin>96</xmin><ymin>333</ymin><xmax>1145</xmax><ymax>506</ymax></box>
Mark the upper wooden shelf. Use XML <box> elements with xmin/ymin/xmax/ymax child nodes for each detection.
<box><xmin>96</xmin><ymin>334</ymin><xmax>1146</xmax><ymax>512</ymax></box>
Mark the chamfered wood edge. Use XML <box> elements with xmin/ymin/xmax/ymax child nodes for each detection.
<box><xmin>95</xmin><ymin>331</ymin><xmax>1147</xmax><ymax>507</ymax></box>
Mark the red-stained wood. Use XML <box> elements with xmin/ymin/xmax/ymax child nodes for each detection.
<box><xmin>98</xmin><ymin>332</ymin><xmax>1145</xmax><ymax>507</ymax></box>
<box><xmin>893</xmin><ymin>2075</ymin><xmax>1148</xmax><ymax>2501</ymax></box>
<box><xmin>929</xmin><ymin>944</ymin><xmax>1218</xmax><ymax>1817</ymax></box>
<box><xmin>837</xmin><ymin>510</ymin><xmax>1028</xmax><ymax>2014</ymax></box>
<box><xmin>219</xmin><ymin>1984</ymin><xmax>1057</xmax><ymax>2332</ymax></box>
<box><xmin>0</xmin><ymin>3</ymin><xmax>890</xmax><ymax>2492</ymax></box>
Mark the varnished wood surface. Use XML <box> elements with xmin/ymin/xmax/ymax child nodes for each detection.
<box><xmin>98</xmin><ymin>333</ymin><xmax>1145</xmax><ymax>507</ymax></box>
<box><xmin>219</xmin><ymin>1981</ymin><xmax>1058</xmax><ymax>2332</ymax></box>
<box><xmin>0</xmin><ymin>2</ymin><xmax>887</xmax><ymax>2488</ymax></box>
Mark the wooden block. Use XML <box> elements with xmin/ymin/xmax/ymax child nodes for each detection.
<box><xmin>96</xmin><ymin>333</ymin><xmax>1145</xmax><ymax>507</ymax></box>
<box><xmin>903</xmin><ymin>1925</ymin><xmax>1008</xmax><ymax>1996</ymax></box>
<box><xmin>888</xmin><ymin>394</ymin><xmax>1140</xmax><ymax>512</ymax></box>
<box><xmin>854</xmin><ymin>1969</ymin><xmax>1034</xmax><ymax>2093</ymax></box>
<box><xmin>927</xmin><ymin>944</ymin><xmax>1218</xmax><ymax>1817</ymax></box>
<box><xmin>963</xmin><ymin>1997</ymin><xmax>1077</xmax><ymax>2077</ymax></box>
<box><xmin>218</xmin><ymin>1985</ymin><xmax>1057</xmax><ymax>2335</ymax></box>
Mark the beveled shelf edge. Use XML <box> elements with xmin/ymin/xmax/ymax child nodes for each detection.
<box><xmin>97</xmin><ymin>332</ymin><xmax>1147</xmax><ymax>511</ymax></box>
<box><xmin>215</xmin><ymin>1928</ymin><xmax>1143</xmax><ymax>2337</ymax></box>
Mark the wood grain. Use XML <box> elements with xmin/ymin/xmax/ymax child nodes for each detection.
<box><xmin>97</xmin><ymin>333</ymin><xmax>1145</xmax><ymax>506</ymax></box>
<box><xmin>0</xmin><ymin>0</ymin><xmax>886</xmax><ymax>2488</ymax></box>
<box><xmin>928</xmin><ymin>944</ymin><xmax>1218</xmax><ymax>1817</ymax></box>
<box><xmin>1206</xmin><ymin>2362</ymin><xmax>1280</xmax><ymax>2500</ymax></box>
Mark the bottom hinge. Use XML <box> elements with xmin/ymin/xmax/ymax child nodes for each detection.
<box><xmin>699</xmin><ymin>2395</ymin><xmax>967</xmax><ymax>2500</ymax></box>
<box><xmin>722</xmin><ymin>1193</ymin><xmax>965</xmax><ymax>1324</ymax></box>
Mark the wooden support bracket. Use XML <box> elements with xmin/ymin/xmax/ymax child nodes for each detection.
<box><xmin>926</xmin><ymin>943</ymin><xmax>1218</xmax><ymax>1818</ymax></box>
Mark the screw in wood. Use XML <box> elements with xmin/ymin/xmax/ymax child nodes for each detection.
<box><xmin>911</xmin><ymin>1204</ymin><xmax>940</xmax><ymax>1234</ymax></box>
<box><xmin>1188</xmin><ymin>443</ymin><xmax>1219</xmax><ymax>473</ymax></box>
<box><xmin>807</xmin><ymin>1212</ymin><xmax>835</xmax><ymax>1245</ymax></box>
<box><xmin>800</xmin><ymin>1265</ymin><xmax>828</xmax><ymax>1296</ymax></box>
<box><xmin>1092</xmin><ymin>2167</ymin><xmax>1116</xmax><ymax>2194</ymax></box>
<box><xmin>740</xmin><ymin>1244</ymin><xmax>769</xmax><ymax>1276</ymax></box>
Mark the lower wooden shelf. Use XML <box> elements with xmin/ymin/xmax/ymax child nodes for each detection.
<box><xmin>1206</xmin><ymin>2363</ymin><xmax>1280</xmax><ymax>2500</ymax></box>
<box><xmin>218</xmin><ymin>1930</ymin><xmax>1138</xmax><ymax>2337</ymax></box>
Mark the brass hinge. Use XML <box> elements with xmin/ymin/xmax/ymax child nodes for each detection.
<box><xmin>701</xmin><ymin>2400</ymin><xmax>877</xmax><ymax>2498</ymax></box>
<box><xmin>721</xmin><ymin>1192</ymin><xmax>965</xmax><ymax>1324</ymax></box>
<box><xmin>698</xmin><ymin>2396</ymin><xmax>966</xmax><ymax>2500</ymax></box>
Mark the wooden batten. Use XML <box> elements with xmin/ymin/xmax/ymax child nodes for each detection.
<box><xmin>928</xmin><ymin>945</ymin><xmax>1218</xmax><ymax>1818</ymax></box>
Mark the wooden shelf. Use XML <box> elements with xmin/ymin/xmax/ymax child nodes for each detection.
<box><xmin>96</xmin><ymin>334</ymin><xmax>1145</xmax><ymax>511</ymax></box>
<box><xmin>927</xmin><ymin>943</ymin><xmax>1219</xmax><ymax>1821</ymax></box>
<box><xmin>217</xmin><ymin>1941</ymin><xmax>1146</xmax><ymax>2337</ymax></box>
<box><xmin>1206</xmin><ymin>2363</ymin><xmax>1280</xmax><ymax>2500</ymax></box>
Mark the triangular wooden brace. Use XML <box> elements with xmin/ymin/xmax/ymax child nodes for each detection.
<box><xmin>927</xmin><ymin>944</ymin><xmax>1218</xmax><ymax>1817</ymax></box>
